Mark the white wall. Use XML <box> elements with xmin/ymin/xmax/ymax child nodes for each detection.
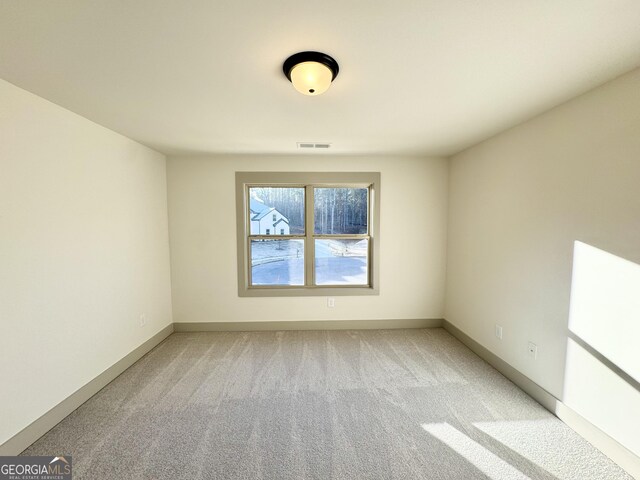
<box><xmin>445</xmin><ymin>68</ymin><xmax>640</xmax><ymax>457</ymax></box>
<box><xmin>0</xmin><ymin>79</ymin><xmax>173</xmax><ymax>446</ymax></box>
<box><xmin>167</xmin><ymin>155</ymin><xmax>448</xmax><ymax>323</ymax></box>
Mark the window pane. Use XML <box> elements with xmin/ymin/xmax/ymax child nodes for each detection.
<box><xmin>249</xmin><ymin>187</ymin><xmax>304</xmax><ymax>235</ymax></box>
<box><xmin>250</xmin><ymin>239</ymin><xmax>304</xmax><ymax>286</ymax></box>
<box><xmin>314</xmin><ymin>187</ymin><xmax>368</xmax><ymax>235</ymax></box>
<box><xmin>315</xmin><ymin>239</ymin><xmax>368</xmax><ymax>285</ymax></box>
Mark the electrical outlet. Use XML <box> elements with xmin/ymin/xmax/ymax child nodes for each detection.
<box><xmin>528</xmin><ymin>342</ymin><xmax>537</xmax><ymax>359</ymax></box>
<box><xmin>495</xmin><ymin>325</ymin><xmax>503</xmax><ymax>340</ymax></box>
<box><xmin>139</xmin><ymin>314</ymin><xmax>147</xmax><ymax>327</ymax></box>
<box><xmin>327</xmin><ymin>297</ymin><xmax>335</xmax><ymax>308</ymax></box>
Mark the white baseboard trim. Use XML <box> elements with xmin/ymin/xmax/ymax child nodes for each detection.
<box><xmin>554</xmin><ymin>401</ymin><xmax>640</xmax><ymax>478</ymax></box>
<box><xmin>173</xmin><ymin>318</ymin><xmax>443</xmax><ymax>332</ymax></box>
<box><xmin>0</xmin><ymin>324</ymin><xmax>174</xmax><ymax>456</ymax></box>
<box><xmin>442</xmin><ymin>319</ymin><xmax>640</xmax><ymax>478</ymax></box>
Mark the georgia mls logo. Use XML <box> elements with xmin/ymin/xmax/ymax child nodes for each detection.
<box><xmin>50</xmin><ymin>456</ymin><xmax>70</xmax><ymax>468</ymax></box>
<box><xmin>0</xmin><ymin>455</ymin><xmax>72</xmax><ymax>480</ymax></box>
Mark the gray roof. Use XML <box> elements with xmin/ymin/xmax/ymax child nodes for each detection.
<box><xmin>250</xmin><ymin>199</ymin><xmax>290</xmax><ymax>223</ymax></box>
<box><xmin>249</xmin><ymin>198</ymin><xmax>269</xmax><ymax>214</ymax></box>
<box><xmin>250</xmin><ymin>199</ymin><xmax>274</xmax><ymax>221</ymax></box>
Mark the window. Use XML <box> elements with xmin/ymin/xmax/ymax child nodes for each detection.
<box><xmin>236</xmin><ymin>172</ymin><xmax>380</xmax><ymax>297</ymax></box>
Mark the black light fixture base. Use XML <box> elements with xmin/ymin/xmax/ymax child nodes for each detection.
<box><xmin>283</xmin><ymin>51</ymin><xmax>339</xmax><ymax>81</ymax></box>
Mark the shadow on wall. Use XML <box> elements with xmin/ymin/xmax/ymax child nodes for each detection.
<box><xmin>418</xmin><ymin>242</ymin><xmax>640</xmax><ymax>479</ymax></box>
<box><xmin>564</xmin><ymin>241</ymin><xmax>640</xmax><ymax>457</ymax></box>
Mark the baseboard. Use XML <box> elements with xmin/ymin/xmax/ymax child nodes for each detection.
<box><xmin>174</xmin><ymin>318</ymin><xmax>443</xmax><ymax>332</ymax></box>
<box><xmin>442</xmin><ymin>319</ymin><xmax>640</xmax><ymax>478</ymax></box>
<box><xmin>12</xmin><ymin>318</ymin><xmax>636</xmax><ymax>476</ymax></box>
<box><xmin>555</xmin><ymin>402</ymin><xmax>640</xmax><ymax>478</ymax></box>
<box><xmin>441</xmin><ymin>320</ymin><xmax>558</xmax><ymax>411</ymax></box>
<box><xmin>0</xmin><ymin>324</ymin><xmax>174</xmax><ymax>456</ymax></box>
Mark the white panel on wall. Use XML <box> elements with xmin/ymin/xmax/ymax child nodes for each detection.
<box><xmin>565</xmin><ymin>241</ymin><xmax>640</xmax><ymax>455</ymax></box>
<box><xmin>568</xmin><ymin>241</ymin><xmax>640</xmax><ymax>381</ymax></box>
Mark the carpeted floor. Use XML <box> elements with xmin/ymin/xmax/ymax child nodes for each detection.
<box><xmin>22</xmin><ymin>328</ymin><xmax>630</xmax><ymax>479</ymax></box>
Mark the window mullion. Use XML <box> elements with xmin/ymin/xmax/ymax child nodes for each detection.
<box><xmin>305</xmin><ymin>185</ymin><xmax>315</xmax><ymax>287</ymax></box>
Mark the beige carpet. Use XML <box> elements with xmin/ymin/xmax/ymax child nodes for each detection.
<box><xmin>22</xmin><ymin>328</ymin><xmax>630</xmax><ymax>479</ymax></box>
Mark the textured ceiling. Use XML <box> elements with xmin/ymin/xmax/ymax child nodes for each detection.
<box><xmin>1</xmin><ymin>0</ymin><xmax>640</xmax><ymax>156</ymax></box>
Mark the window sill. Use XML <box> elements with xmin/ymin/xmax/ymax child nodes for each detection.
<box><xmin>238</xmin><ymin>285</ymin><xmax>379</xmax><ymax>297</ymax></box>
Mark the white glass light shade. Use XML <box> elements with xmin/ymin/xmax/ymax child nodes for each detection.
<box><xmin>289</xmin><ymin>61</ymin><xmax>334</xmax><ymax>96</ymax></box>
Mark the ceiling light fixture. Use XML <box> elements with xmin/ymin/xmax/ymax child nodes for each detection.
<box><xmin>283</xmin><ymin>51</ymin><xmax>339</xmax><ymax>96</ymax></box>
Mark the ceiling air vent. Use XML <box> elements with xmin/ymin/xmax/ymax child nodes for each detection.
<box><xmin>297</xmin><ymin>142</ymin><xmax>331</xmax><ymax>149</ymax></box>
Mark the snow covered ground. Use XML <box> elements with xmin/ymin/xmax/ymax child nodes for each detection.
<box><xmin>250</xmin><ymin>239</ymin><xmax>368</xmax><ymax>285</ymax></box>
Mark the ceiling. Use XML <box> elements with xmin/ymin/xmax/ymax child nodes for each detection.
<box><xmin>2</xmin><ymin>1</ymin><xmax>640</xmax><ymax>157</ymax></box>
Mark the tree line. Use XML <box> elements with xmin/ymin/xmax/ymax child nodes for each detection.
<box><xmin>250</xmin><ymin>187</ymin><xmax>368</xmax><ymax>235</ymax></box>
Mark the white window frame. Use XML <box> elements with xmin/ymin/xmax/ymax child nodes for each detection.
<box><xmin>236</xmin><ymin>172</ymin><xmax>380</xmax><ymax>297</ymax></box>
